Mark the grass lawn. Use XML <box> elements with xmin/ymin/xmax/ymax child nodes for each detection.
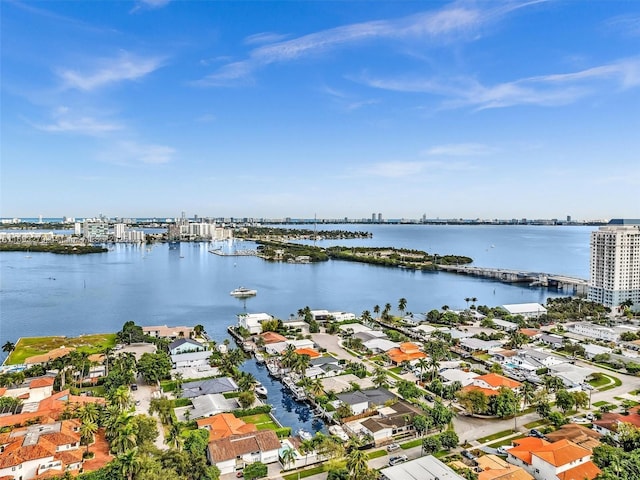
<box><xmin>488</xmin><ymin>434</ymin><xmax>525</xmax><ymax>448</ymax></box>
<box><xmin>593</xmin><ymin>401</ymin><xmax>612</xmax><ymax>408</ymax></box>
<box><xmin>367</xmin><ymin>450</ymin><xmax>387</xmax><ymax>460</ymax></box>
<box><xmin>389</xmin><ymin>366</ymin><xmax>403</xmax><ymax>374</ymax></box>
<box><xmin>282</xmin><ymin>461</ymin><xmax>346</xmax><ymax>480</ymax></box>
<box><xmin>524</xmin><ymin>419</ymin><xmax>549</xmax><ymax>429</ymax></box>
<box><xmin>400</xmin><ymin>438</ymin><xmax>423</xmax><ymax>449</ymax></box>
<box><xmin>476</xmin><ymin>429</ymin><xmax>515</xmax><ymax>444</ymax></box>
<box><xmin>589</xmin><ymin>374</ymin><xmax>621</xmax><ymax>390</ymax></box>
<box><xmin>242</xmin><ymin>413</ymin><xmax>279</xmax><ymax>430</ymax></box>
<box><xmin>6</xmin><ymin>334</ymin><xmax>117</xmax><ymax>365</ymax></box>
<box><xmin>80</xmin><ymin>385</ymin><xmax>106</xmax><ymax>397</ymax></box>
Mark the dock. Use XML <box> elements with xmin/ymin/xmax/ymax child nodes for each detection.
<box><xmin>438</xmin><ymin>265</ymin><xmax>589</xmax><ymax>295</ymax></box>
<box><xmin>209</xmin><ymin>249</ymin><xmax>257</xmax><ymax>256</ymax></box>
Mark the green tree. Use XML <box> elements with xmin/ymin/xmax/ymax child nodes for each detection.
<box><xmin>280</xmin><ymin>447</ymin><xmax>297</xmax><ymax>470</ymax></box>
<box><xmin>238</xmin><ymin>391</ymin><xmax>255</xmax><ymax>409</ymax></box>
<box><xmin>115</xmin><ymin>448</ymin><xmax>142</xmax><ymax>480</ymax></box>
<box><xmin>491</xmin><ymin>387</ymin><xmax>519</xmax><ymax>418</ymax></box>
<box><xmin>244</xmin><ymin>461</ymin><xmax>268</xmax><ymax>480</ymax></box>
<box><xmin>430</xmin><ymin>401</ymin><xmax>454</xmax><ymax>431</ymax></box>
<box><xmin>398</xmin><ymin>298</ymin><xmax>407</xmax><ymax>316</ymax></box>
<box><xmin>421</xmin><ymin>435</ymin><xmax>441</xmax><ymax>455</ymax></box>
<box><xmin>412</xmin><ymin>414</ymin><xmax>430</xmax><ymax>436</ymax></box>
<box><xmin>555</xmin><ymin>389</ymin><xmax>575</xmax><ymax>414</ymax></box>
<box><xmin>2</xmin><ymin>341</ymin><xmax>15</xmax><ymax>354</ymax></box>
<box><xmin>458</xmin><ymin>389</ymin><xmax>489</xmax><ymax>415</ymax></box>
<box><xmin>137</xmin><ymin>352</ymin><xmax>172</xmax><ymax>384</ymax></box>
<box><xmin>345</xmin><ymin>447</ymin><xmax>369</xmax><ymax>480</ymax></box>
<box><xmin>438</xmin><ymin>430</ymin><xmax>459</xmax><ymax>450</ymax></box>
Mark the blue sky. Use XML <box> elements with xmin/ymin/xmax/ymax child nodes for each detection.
<box><xmin>2</xmin><ymin>0</ymin><xmax>639</xmax><ymax>220</ymax></box>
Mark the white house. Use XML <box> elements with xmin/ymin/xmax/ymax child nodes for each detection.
<box><xmin>493</xmin><ymin>319</ymin><xmax>519</xmax><ymax>331</ymax></box>
<box><xmin>439</xmin><ymin>368</ymin><xmax>479</xmax><ymax>387</ymax></box>
<box><xmin>502</xmin><ymin>303</ymin><xmax>547</xmax><ymax>318</ymax></box>
<box><xmin>264</xmin><ymin>339</ymin><xmax>315</xmax><ymax>355</ymax></box>
<box><xmin>171</xmin><ymin>350</ymin><xmax>211</xmax><ymax>369</ymax></box>
<box><xmin>169</xmin><ymin>338</ymin><xmax>206</xmax><ymax>355</ymax></box>
<box><xmin>379</xmin><ymin>455</ymin><xmax>466</xmax><ymax>480</ymax></box>
<box><xmin>237</xmin><ymin>313</ymin><xmax>274</xmax><ymax>335</ymax></box>
<box><xmin>206</xmin><ymin>430</ymin><xmax>281</xmax><ymax>475</ymax></box>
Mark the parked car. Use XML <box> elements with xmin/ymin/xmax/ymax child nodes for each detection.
<box><xmin>586</xmin><ymin>413</ymin><xmax>595</xmax><ymax>421</ymax></box>
<box><xmin>529</xmin><ymin>429</ymin><xmax>545</xmax><ymax>438</ymax></box>
<box><xmin>424</xmin><ymin>394</ymin><xmax>435</xmax><ymax>402</ymax></box>
<box><xmin>497</xmin><ymin>446</ymin><xmax>512</xmax><ymax>455</ymax></box>
<box><xmin>461</xmin><ymin>450</ymin><xmax>477</xmax><ymax>461</ymax></box>
<box><xmin>386</xmin><ymin>443</ymin><xmax>400</xmax><ymax>452</ymax></box>
<box><xmin>130</xmin><ymin>384</ymin><xmax>138</xmax><ymax>391</ymax></box>
<box><xmin>388</xmin><ymin>455</ymin><xmax>408</xmax><ymax>466</ymax></box>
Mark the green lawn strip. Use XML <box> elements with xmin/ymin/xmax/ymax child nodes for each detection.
<box><xmin>367</xmin><ymin>450</ymin><xmax>387</xmax><ymax>460</ymax></box>
<box><xmin>476</xmin><ymin>429</ymin><xmax>515</xmax><ymax>444</ymax></box>
<box><xmin>241</xmin><ymin>413</ymin><xmax>279</xmax><ymax>430</ymax></box>
<box><xmin>593</xmin><ymin>400</ymin><xmax>613</xmax><ymax>408</ymax></box>
<box><xmin>524</xmin><ymin>419</ymin><xmax>549</xmax><ymax>429</ymax></box>
<box><xmin>400</xmin><ymin>438</ymin><xmax>423</xmax><ymax>449</ymax></box>
<box><xmin>6</xmin><ymin>334</ymin><xmax>117</xmax><ymax>365</ymax></box>
<box><xmin>172</xmin><ymin>398</ymin><xmax>192</xmax><ymax>408</ymax></box>
<box><xmin>80</xmin><ymin>385</ymin><xmax>106</xmax><ymax>397</ymax></box>
<box><xmin>487</xmin><ymin>434</ymin><xmax>526</xmax><ymax>448</ymax></box>
<box><xmin>389</xmin><ymin>367</ymin><xmax>403</xmax><ymax>374</ymax></box>
<box><xmin>282</xmin><ymin>464</ymin><xmax>332</xmax><ymax>480</ymax></box>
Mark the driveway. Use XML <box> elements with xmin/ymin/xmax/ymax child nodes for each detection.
<box><xmin>130</xmin><ymin>376</ymin><xmax>167</xmax><ymax>450</ymax></box>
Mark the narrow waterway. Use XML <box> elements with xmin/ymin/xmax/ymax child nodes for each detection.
<box><xmin>242</xmin><ymin>358</ymin><xmax>326</xmax><ymax>436</ymax></box>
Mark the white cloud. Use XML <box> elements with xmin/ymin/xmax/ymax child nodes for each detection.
<box><xmin>604</xmin><ymin>14</ymin><xmax>640</xmax><ymax>37</ymax></box>
<box><xmin>130</xmin><ymin>0</ymin><xmax>171</xmax><ymax>12</ymax></box>
<box><xmin>360</xmin><ymin>57</ymin><xmax>640</xmax><ymax>109</ymax></box>
<box><xmin>32</xmin><ymin>107</ymin><xmax>122</xmax><ymax>135</ymax></box>
<box><xmin>99</xmin><ymin>141</ymin><xmax>175</xmax><ymax>166</ymax></box>
<box><xmin>355</xmin><ymin>159</ymin><xmax>476</xmax><ymax>178</ymax></box>
<box><xmin>424</xmin><ymin>143</ymin><xmax>497</xmax><ymax>156</ymax></box>
<box><xmin>244</xmin><ymin>32</ymin><xmax>290</xmax><ymax>45</ymax></box>
<box><xmin>58</xmin><ymin>52</ymin><xmax>164</xmax><ymax>91</ymax></box>
<box><xmin>197</xmin><ymin>1</ymin><xmax>528</xmax><ymax>86</ymax></box>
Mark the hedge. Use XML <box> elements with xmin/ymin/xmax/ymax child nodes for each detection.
<box><xmin>233</xmin><ymin>405</ymin><xmax>272</xmax><ymax>417</ymax></box>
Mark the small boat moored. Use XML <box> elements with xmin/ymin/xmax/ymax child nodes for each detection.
<box><xmin>255</xmin><ymin>384</ymin><xmax>268</xmax><ymax>397</ymax></box>
<box><xmin>255</xmin><ymin>352</ymin><xmax>265</xmax><ymax>363</ymax></box>
<box><xmin>230</xmin><ymin>287</ymin><xmax>257</xmax><ymax>297</ymax></box>
<box><xmin>298</xmin><ymin>429</ymin><xmax>312</xmax><ymax>441</ymax></box>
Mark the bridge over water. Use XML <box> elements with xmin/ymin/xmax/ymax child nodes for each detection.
<box><xmin>438</xmin><ymin>265</ymin><xmax>589</xmax><ymax>295</ymax></box>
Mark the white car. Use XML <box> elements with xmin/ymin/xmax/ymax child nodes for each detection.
<box><xmin>388</xmin><ymin>455</ymin><xmax>408</xmax><ymax>466</ymax></box>
<box><xmin>496</xmin><ymin>446</ymin><xmax>512</xmax><ymax>455</ymax></box>
<box><xmin>386</xmin><ymin>443</ymin><xmax>400</xmax><ymax>452</ymax></box>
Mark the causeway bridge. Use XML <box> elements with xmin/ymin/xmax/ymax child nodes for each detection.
<box><xmin>437</xmin><ymin>265</ymin><xmax>589</xmax><ymax>295</ymax></box>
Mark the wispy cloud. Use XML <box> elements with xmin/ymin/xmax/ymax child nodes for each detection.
<box><xmin>244</xmin><ymin>32</ymin><xmax>290</xmax><ymax>45</ymax></box>
<box><xmin>131</xmin><ymin>0</ymin><xmax>171</xmax><ymax>13</ymax></box>
<box><xmin>196</xmin><ymin>1</ymin><xmax>536</xmax><ymax>86</ymax></box>
<box><xmin>58</xmin><ymin>52</ymin><xmax>164</xmax><ymax>91</ymax></box>
<box><xmin>360</xmin><ymin>57</ymin><xmax>640</xmax><ymax>109</ymax></box>
<box><xmin>32</xmin><ymin>107</ymin><xmax>122</xmax><ymax>135</ymax></box>
<box><xmin>98</xmin><ymin>140</ymin><xmax>175</xmax><ymax>166</ymax></box>
<box><xmin>353</xmin><ymin>159</ymin><xmax>477</xmax><ymax>178</ymax></box>
<box><xmin>604</xmin><ymin>14</ymin><xmax>640</xmax><ymax>37</ymax></box>
<box><xmin>424</xmin><ymin>143</ymin><xmax>497</xmax><ymax>156</ymax></box>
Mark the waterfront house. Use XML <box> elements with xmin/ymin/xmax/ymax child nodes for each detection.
<box><xmin>566</xmin><ymin>322</ymin><xmax>639</xmax><ymax>343</ymax></box>
<box><xmin>320</xmin><ymin>374</ymin><xmax>375</xmax><ymax>394</ymax></box>
<box><xmin>142</xmin><ymin>324</ymin><xmax>194</xmax><ymax>339</ymax></box>
<box><xmin>265</xmin><ymin>339</ymin><xmax>315</xmax><ymax>355</ymax></box>
<box><xmin>206</xmin><ymin>430</ymin><xmax>281</xmax><ymax>475</ymax></box>
<box><xmin>538</xmin><ymin>334</ymin><xmax>564</xmax><ymax>349</ymax></box>
<box><xmin>196</xmin><ymin>413</ymin><xmax>257</xmax><ymax>441</ymax></box>
<box><xmin>379</xmin><ymin>455</ymin><xmax>466</xmax><ymax>480</ymax></box>
<box><xmin>169</xmin><ymin>338</ymin><xmax>206</xmax><ymax>356</ymax></box>
<box><xmin>309</xmin><ymin>310</ymin><xmax>356</xmax><ymax>322</ymax></box>
<box><xmin>24</xmin><ymin>347</ymin><xmax>75</xmax><ymax>366</ymax></box>
<box><xmin>353</xmin><ymin>330</ymin><xmax>387</xmax><ymax>343</ymax></box>
<box><xmin>459</xmin><ymin>337</ymin><xmax>503</xmax><ymax>354</ymax></box>
<box><xmin>259</xmin><ymin>332</ymin><xmax>287</xmax><ymax>344</ymax></box>
<box><xmin>180</xmin><ymin>377</ymin><xmax>239</xmax><ymax>399</ymax></box>
<box><xmin>237</xmin><ymin>313</ymin><xmax>274</xmax><ymax>335</ymax></box>
<box><xmin>338</xmin><ymin>323</ymin><xmax>377</xmax><ymax>335</ymax></box>
<box><xmin>0</xmin><ymin>375</ymin><xmax>55</xmax><ymax>403</ymax></box>
<box><xmin>493</xmin><ymin>319</ymin><xmax>519</xmax><ymax>331</ymax></box>
<box><xmin>506</xmin><ymin>437</ymin><xmax>600</xmax><ymax>480</ymax></box>
<box><xmin>0</xmin><ymin>419</ymin><xmax>84</xmax><ymax>479</ymax></box>
<box><xmin>186</xmin><ymin>394</ymin><xmax>240</xmax><ymax>420</ymax></box>
<box><xmin>335</xmin><ymin>388</ymin><xmax>396</xmax><ymax>415</ymax></box>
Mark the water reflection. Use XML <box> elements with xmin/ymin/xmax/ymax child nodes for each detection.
<box><xmin>242</xmin><ymin>358</ymin><xmax>325</xmax><ymax>436</ymax></box>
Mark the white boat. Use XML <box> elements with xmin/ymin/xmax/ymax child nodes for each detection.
<box><xmin>298</xmin><ymin>429</ymin><xmax>312</xmax><ymax>441</ymax></box>
<box><xmin>255</xmin><ymin>352</ymin><xmax>265</xmax><ymax>363</ymax></box>
<box><xmin>230</xmin><ymin>287</ymin><xmax>257</xmax><ymax>297</ymax></box>
<box><xmin>255</xmin><ymin>384</ymin><xmax>268</xmax><ymax>397</ymax></box>
<box><xmin>328</xmin><ymin>425</ymin><xmax>349</xmax><ymax>441</ymax></box>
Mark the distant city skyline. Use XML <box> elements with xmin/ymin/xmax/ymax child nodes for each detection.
<box><xmin>2</xmin><ymin>1</ymin><xmax>639</xmax><ymax>218</ymax></box>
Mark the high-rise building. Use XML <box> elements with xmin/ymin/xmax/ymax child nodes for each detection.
<box><xmin>588</xmin><ymin>219</ymin><xmax>640</xmax><ymax>311</ymax></box>
<box><xmin>378</xmin><ymin>213</ymin><xmax>382</xmax><ymax>223</ymax></box>
<box><xmin>114</xmin><ymin>223</ymin><xmax>126</xmax><ymax>241</ymax></box>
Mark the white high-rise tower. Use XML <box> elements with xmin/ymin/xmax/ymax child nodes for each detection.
<box><xmin>588</xmin><ymin>219</ymin><xmax>640</xmax><ymax>311</ymax></box>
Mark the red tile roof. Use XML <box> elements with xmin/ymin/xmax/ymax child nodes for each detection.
<box><xmin>30</xmin><ymin>377</ymin><xmax>55</xmax><ymax>388</ymax></box>
<box><xmin>475</xmin><ymin>373</ymin><xmax>521</xmax><ymax>389</ymax></box>
<box><xmin>557</xmin><ymin>461</ymin><xmax>601</xmax><ymax>480</ymax></box>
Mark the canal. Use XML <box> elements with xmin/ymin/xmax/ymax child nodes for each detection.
<box><xmin>242</xmin><ymin>358</ymin><xmax>326</xmax><ymax>437</ymax></box>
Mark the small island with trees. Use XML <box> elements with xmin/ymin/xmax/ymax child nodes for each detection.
<box><xmin>0</xmin><ymin>243</ymin><xmax>108</xmax><ymax>254</ymax></box>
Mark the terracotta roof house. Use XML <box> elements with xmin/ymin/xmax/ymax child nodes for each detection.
<box><xmin>196</xmin><ymin>413</ymin><xmax>257</xmax><ymax>441</ymax></box>
<box><xmin>544</xmin><ymin>424</ymin><xmax>601</xmax><ymax>451</ymax></box>
<box><xmin>460</xmin><ymin>373</ymin><xmax>522</xmax><ymax>397</ymax></box>
<box><xmin>142</xmin><ymin>325</ymin><xmax>194</xmax><ymax>339</ymax></box>
<box><xmin>592</xmin><ymin>407</ymin><xmax>640</xmax><ymax>438</ymax></box>
<box><xmin>506</xmin><ymin>438</ymin><xmax>600</xmax><ymax>480</ymax></box>
<box><xmin>386</xmin><ymin>342</ymin><xmax>426</xmax><ymax>365</ymax></box>
<box><xmin>206</xmin><ymin>430</ymin><xmax>281</xmax><ymax>475</ymax></box>
<box><xmin>477</xmin><ymin>454</ymin><xmax>534</xmax><ymax>480</ymax></box>
<box><xmin>0</xmin><ymin>420</ymin><xmax>84</xmax><ymax>480</ymax></box>
<box><xmin>294</xmin><ymin>348</ymin><xmax>321</xmax><ymax>358</ymax></box>
<box><xmin>259</xmin><ymin>332</ymin><xmax>287</xmax><ymax>344</ymax></box>
<box><xmin>24</xmin><ymin>348</ymin><xmax>75</xmax><ymax>366</ymax></box>
<box><xmin>358</xmin><ymin>400</ymin><xmax>423</xmax><ymax>445</ymax></box>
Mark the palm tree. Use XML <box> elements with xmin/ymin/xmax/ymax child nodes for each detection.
<box><xmin>345</xmin><ymin>446</ymin><xmax>369</xmax><ymax>480</ymax></box>
<box><xmin>174</xmin><ymin>372</ymin><xmax>184</xmax><ymax>397</ymax></box>
<box><xmin>80</xmin><ymin>420</ymin><xmax>98</xmax><ymax>453</ymax></box>
<box><xmin>109</xmin><ymin>385</ymin><xmax>132</xmax><ymax>412</ymax></box>
<box><xmin>520</xmin><ymin>381</ymin><xmax>536</xmax><ymax>409</ymax></box>
<box><xmin>307</xmin><ymin>378</ymin><xmax>324</xmax><ymax>397</ymax></box>
<box><xmin>165</xmin><ymin>422</ymin><xmax>183</xmax><ymax>450</ymax></box>
<box><xmin>79</xmin><ymin>403</ymin><xmax>101</xmax><ymax>425</ymax></box>
<box><xmin>373</xmin><ymin>305</ymin><xmax>380</xmax><ymax>317</ymax></box>
<box><xmin>470</xmin><ymin>297</ymin><xmax>478</xmax><ymax>308</ymax></box>
<box><xmin>464</xmin><ymin>297</ymin><xmax>471</xmax><ymax>310</ymax></box>
<box><xmin>293</xmin><ymin>354</ymin><xmax>311</xmax><ymax>376</ymax></box>
<box><xmin>116</xmin><ymin>448</ymin><xmax>142</xmax><ymax>480</ymax></box>
<box><xmin>441</xmin><ymin>305</ymin><xmax>449</xmax><ymax>312</ymax></box>
<box><xmin>280</xmin><ymin>446</ymin><xmax>297</xmax><ymax>470</ymax></box>
<box><xmin>416</xmin><ymin>358</ymin><xmax>428</xmax><ymax>382</ymax></box>
<box><xmin>300</xmin><ymin>438</ymin><xmax>315</xmax><ymax>466</ymax></box>
<box><xmin>111</xmin><ymin>417</ymin><xmax>137</xmax><ymax>454</ymax></box>
<box><xmin>361</xmin><ymin>310</ymin><xmax>372</xmax><ymax>324</ymax></box>
<box><xmin>2</xmin><ymin>341</ymin><xmax>15</xmax><ymax>354</ymax></box>
<box><xmin>281</xmin><ymin>344</ymin><xmax>298</xmax><ymax>369</ymax></box>
<box><xmin>383</xmin><ymin>303</ymin><xmax>392</xmax><ymax>319</ymax></box>
<box><xmin>398</xmin><ymin>298</ymin><xmax>407</xmax><ymax>316</ymax></box>
<box><xmin>237</xmin><ymin>371</ymin><xmax>257</xmax><ymax>391</ymax></box>
<box><xmin>193</xmin><ymin>324</ymin><xmax>205</xmax><ymax>337</ymax></box>
<box><xmin>373</xmin><ymin>366</ymin><xmax>389</xmax><ymax>388</ymax></box>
